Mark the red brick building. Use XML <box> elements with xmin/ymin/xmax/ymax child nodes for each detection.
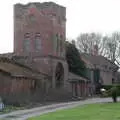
<box><xmin>13</xmin><ymin>2</ymin><xmax>91</xmax><ymax>100</ymax></box>
<box><xmin>0</xmin><ymin>57</ymin><xmax>50</xmax><ymax>104</ymax></box>
<box><xmin>0</xmin><ymin>2</ymin><xmax>90</xmax><ymax>104</ymax></box>
<box><xmin>14</xmin><ymin>2</ymin><xmax>68</xmax><ymax>89</ymax></box>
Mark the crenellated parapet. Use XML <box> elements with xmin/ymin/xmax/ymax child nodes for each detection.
<box><xmin>14</xmin><ymin>2</ymin><xmax>66</xmax><ymax>23</ymax></box>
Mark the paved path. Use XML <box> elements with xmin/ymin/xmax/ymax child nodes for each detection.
<box><xmin>0</xmin><ymin>97</ymin><xmax>120</xmax><ymax>120</ymax></box>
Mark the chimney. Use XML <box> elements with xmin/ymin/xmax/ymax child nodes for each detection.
<box><xmin>93</xmin><ymin>44</ymin><xmax>98</xmax><ymax>56</ymax></box>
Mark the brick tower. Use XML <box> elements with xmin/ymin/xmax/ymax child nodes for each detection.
<box><xmin>14</xmin><ymin>2</ymin><xmax>66</xmax><ymax>57</ymax></box>
<box><xmin>14</xmin><ymin>2</ymin><xmax>69</xmax><ymax>91</ymax></box>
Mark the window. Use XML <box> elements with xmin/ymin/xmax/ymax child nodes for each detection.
<box><xmin>56</xmin><ymin>34</ymin><xmax>59</xmax><ymax>53</ymax></box>
<box><xmin>112</xmin><ymin>78</ymin><xmax>115</xmax><ymax>84</ymax></box>
<box><xmin>60</xmin><ymin>35</ymin><xmax>63</xmax><ymax>52</ymax></box>
<box><xmin>94</xmin><ymin>69</ymin><xmax>100</xmax><ymax>83</ymax></box>
<box><xmin>53</xmin><ymin>34</ymin><xmax>57</xmax><ymax>52</ymax></box>
<box><xmin>53</xmin><ymin>33</ymin><xmax>64</xmax><ymax>55</ymax></box>
<box><xmin>23</xmin><ymin>33</ymin><xmax>31</xmax><ymax>52</ymax></box>
<box><xmin>54</xmin><ymin>34</ymin><xmax>59</xmax><ymax>53</ymax></box>
<box><xmin>35</xmin><ymin>33</ymin><xmax>41</xmax><ymax>51</ymax></box>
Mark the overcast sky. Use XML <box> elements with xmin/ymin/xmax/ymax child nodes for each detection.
<box><xmin>0</xmin><ymin>0</ymin><xmax>120</xmax><ymax>53</ymax></box>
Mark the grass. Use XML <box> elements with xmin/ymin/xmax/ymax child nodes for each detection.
<box><xmin>28</xmin><ymin>102</ymin><xmax>120</xmax><ymax>120</ymax></box>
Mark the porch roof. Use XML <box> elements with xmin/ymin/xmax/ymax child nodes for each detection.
<box><xmin>0</xmin><ymin>57</ymin><xmax>49</xmax><ymax>80</ymax></box>
<box><xmin>68</xmin><ymin>72</ymin><xmax>90</xmax><ymax>82</ymax></box>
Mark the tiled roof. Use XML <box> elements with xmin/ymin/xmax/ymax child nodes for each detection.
<box><xmin>0</xmin><ymin>53</ymin><xmax>51</xmax><ymax>77</ymax></box>
<box><xmin>81</xmin><ymin>53</ymin><xmax>118</xmax><ymax>70</ymax></box>
<box><xmin>0</xmin><ymin>57</ymin><xmax>48</xmax><ymax>79</ymax></box>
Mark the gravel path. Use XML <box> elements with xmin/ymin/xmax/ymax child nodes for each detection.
<box><xmin>0</xmin><ymin>97</ymin><xmax>119</xmax><ymax>120</ymax></box>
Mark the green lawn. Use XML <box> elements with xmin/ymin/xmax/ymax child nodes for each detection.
<box><xmin>28</xmin><ymin>102</ymin><xmax>120</xmax><ymax>120</ymax></box>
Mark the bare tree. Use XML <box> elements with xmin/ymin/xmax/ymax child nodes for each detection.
<box><xmin>77</xmin><ymin>32</ymin><xmax>105</xmax><ymax>55</ymax></box>
<box><xmin>105</xmin><ymin>32</ymin><xmax>120</xmax><ymax>64</ymax></box>
<box><xmin>77</xmin><ymin>32</ymin><xmax>120</xmax><ymax>65</ymax></box>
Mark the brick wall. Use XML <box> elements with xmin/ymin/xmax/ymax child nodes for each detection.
<box><xmin>14</xmin><ymin>2</ymin><xmax>66</xmax><ymax>58</ymax></box>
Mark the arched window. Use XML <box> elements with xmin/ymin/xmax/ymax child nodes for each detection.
<box><xmin>23</xmin><ymin>33</ymin><xmax>31</xmax><ymax>52</ymax></box>
<box><xmin>35</xmin><ymin>33</ymin><xmax>41</xmax><ymax>51</ymax></box>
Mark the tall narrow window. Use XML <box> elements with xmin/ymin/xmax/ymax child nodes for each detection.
<box><xmin>56</xmin><ymin>34</ymin><xmax>59</xmax><ymax>53</ymax></box>
<box><xmin>35</xmin><ymin>33</ymin><xmax>41</xmax><ymax>51</ymax></box>
<box><xmin>60</xmin><ymin>35</ymin><xmax>63</xmax><ymax>52</ymax></box>
<box><xmin>23</xmin><ymin>33</ymin><xmax>31</xmax><ymax>52</ymax></box>
<box><xmin>53</xmin><ymin>33</ymin><xmax>62</xmax><ymax>55</ymax></box>
<box><xmin>53</xmin><ymin>34</ymin><xmax>57</xmax><ymax>53</ymax></box>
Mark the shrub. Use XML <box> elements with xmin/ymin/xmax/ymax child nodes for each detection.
<box><xmin>102</xmin><ymin>85</ymin><xmax>120</xmax><ymax>96</ymax></box>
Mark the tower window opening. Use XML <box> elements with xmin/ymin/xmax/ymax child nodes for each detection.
<box><xmin>23</xmin><ymin>33</ymin><xmax>31</xmax><ymax>52</ymax></box>
<box><xmin>35</xmin><ymin>33</ymin><xmax>41</xmax><ymax>51</ymax></box>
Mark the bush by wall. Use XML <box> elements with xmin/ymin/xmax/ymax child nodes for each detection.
<box><xmin>102</xmin><ymin>85</ymin><xmax>120</xmax><ymax>96</ymax></box>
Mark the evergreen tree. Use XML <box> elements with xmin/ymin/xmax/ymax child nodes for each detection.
<box><xmin>65</xmin><ymin>41</ymin><xmax>86</xmax><ymax>77</ymax></box>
